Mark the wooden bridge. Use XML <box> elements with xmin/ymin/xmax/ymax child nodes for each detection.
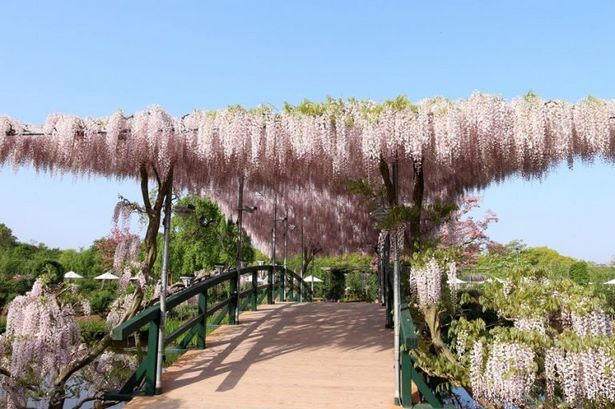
<box><xmin>107</xmin><ymin>265</ymin><xmax>451</xmax><ymax>409</ymax></box>
<box><xmin>126</xmin><ymin>302</ymin><xmax>393</xmax><ymax>409</ymax></box>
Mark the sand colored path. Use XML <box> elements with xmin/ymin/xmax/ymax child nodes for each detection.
<box><xmin>126</xmin><ymin>302</ymin><xmax>394</xmax><ymax>409</ymax></box>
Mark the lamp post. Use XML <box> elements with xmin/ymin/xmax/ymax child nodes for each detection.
<box><xmin>391</xmin><ymin>160</ymin><xmax>401</xmax><ymax>405</ymax></box>
<box><xmin>282</xmin><ymin>206</ymin><xmax>294</xmax><ymax>301</ymax></box>
<box><xmin>270</xmin><ymin>192</ymin><xmax>277</xmax><ymax>304</ymax></box>
<box><xmin>234</xmin><ymin>175</ymin><xmax>257</xmax><ymax>324</ymax></box>
<box><xmin>284</xmin><ymin>220</ymin><xmax>296</xmax><ymax>301</ymax></box>
<box><xmin>156</xmin><ymin>197</ymin><xmax>214</xmax><ymax>393</ymax></box>
<box><xmin>256</xmin><ymin>191</ymin><xmax>287</xmax><ymax>304</ymax></box>
<box><xmin>300</xmin><ymin>221</ymin><xmax>304</xmax><ymax>302</ymax></box>
<box><xmin>155</xmin><ymin>185</ymin><xmax>173</xmax><ymax>395</ymax></box>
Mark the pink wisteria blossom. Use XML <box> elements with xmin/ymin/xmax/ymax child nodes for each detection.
<box><xmin>1</xmin><ymin>94</ymin><xmax>614</xmax><ymax>254</ymax></box>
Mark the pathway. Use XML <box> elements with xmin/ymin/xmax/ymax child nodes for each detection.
<box><xmin>126</xmin><ymin>302</ymin><xmax>394</xmax><ymax>409</ymax></box>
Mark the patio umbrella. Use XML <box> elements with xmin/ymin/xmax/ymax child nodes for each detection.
<box><xmin>604</xmin><ymin>279</ymin><xmax>615</xmax><ymax>285</ymax></box>
<box><xmin>95</xmin><ymin>271</ymin><xmax>119</xmax><ymax>280</ymax></box>
<box><xmin>447</xmin><ymin>277</ymin><xmax>467</xmax><ymax>285</ymax></box>
<box><xmin>95</xmin><ymin>271</ymin><xmax>119</xmax><ymax>288</ymax></box>
<box><xmin>64</xmin><ymin>271</ymin><xmax>83</xmax><ymax>279</ymax></box>
<box><xmin>303</xmin><ymin>275</ymin><xmax>323</xmax><ymax>295</ymax></box>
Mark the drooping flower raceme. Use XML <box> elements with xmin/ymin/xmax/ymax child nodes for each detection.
<box><xmin>470</xmin><ymin>341</ymin><xmax>536</xmax><ymax>408</ymax></box>
<box><xmin>545</xmin><ymin>346</ymin><xmax>615</xmax><ymax>404</ymax></box>
<box><xmin>0</xmin><ymin>280</ymin><xmax>87</xmax><ymax>407</ymax></box>
<box><xmin>410</xmin><ymin>258</ymin><xmax>442</xmax><ymax>309</ymax></box>
<box><xmin>2</xmin><ymin>94</ymin><xmax>614</xmax><ymax>256</ymax></box>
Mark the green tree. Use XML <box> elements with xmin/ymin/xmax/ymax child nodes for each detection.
<box><xmin>0</xmin><ymin>223</ymin><xmax>17</xmax><ymax>249</ymax></box>
<box><xmin>153</xmin><ymin>195</ymin><xmax>256</xmax><ymax>280</ymax></box>
<box><xmin>568</xmin><ymin>260</ymin><xmax>590</xmax><ymax>285</ymax></box>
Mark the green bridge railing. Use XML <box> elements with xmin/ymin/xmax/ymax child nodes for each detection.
<box><xmin>398</xmin><ymin>296</ymin><xmax>453</xmax><ymax>409</ymax></box>
<box><xmin>381</xmin><ymin>253</ymin><xmax>451</xmax><ymax>408</ymax></box>
<box><xmin>106</xmin><ymin>265</ymin><xmax>311</xmax><ymax>401</ymax></box>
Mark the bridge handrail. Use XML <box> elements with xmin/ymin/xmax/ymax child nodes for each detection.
<box><xmin>112</xmin><ymin>265</ymin><xmax>309</xmax><ymax>341</ymax></box>
<box><xmin>106</xmin><ymin>265</ymin><xmax>311</xmax><ymax>401</ymax></box>
<box><xmin>397</xmin><ymin>293</ymin><xmax>450</xmax><ymax>408</ymax></box>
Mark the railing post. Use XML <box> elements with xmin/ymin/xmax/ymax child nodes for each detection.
<box><xmin>229</xmin><ymin>270</ymin><xmax>238</xmax><ymax>325</ymax></box>
<box><xmin>384</xmin><ymin>234</ymin><xmax>394</xmax><ymax>329</ymax></box>
<box><xmin>145</xmin><ymin>316</ymin><xmax>160</xmax><ymax>395</ymax></box>
<box><xmin>400</xmin><ymin>345</ymin><xmax>412</xmax><ymax>407</ymax></box>
<box><xmin>252</xmin><ymin>269</ymin><xmax>258</xmax><ymax>311</ymax></box>
<box><xmin>267</xmin><ymin>266</ymin><xmax>274</xmax><ymax>304</ymax></box>
<box><xmin>196</xmin><ymin>291</ymin><xmax>207</xmax><ymax>349</ymax></box>
<box><xmin>277</xmin><ymin>271</ymin><xmax>284</xmax><ymax>301</ymax></box>
<box><xmin>289</xmin><ymin>274</ymin><xmax>294</xmax><ymax>301</ymax></box>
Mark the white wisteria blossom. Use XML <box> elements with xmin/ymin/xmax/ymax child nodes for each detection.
<box><xmin>470</xmin><ymin>341</ymin><xmax>536</xmax><ymax>407</ymax></box>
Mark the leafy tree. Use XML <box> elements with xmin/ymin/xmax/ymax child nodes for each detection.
<box><xmin>0</xmin><ymin>223</ymin><xmax>16</xmax><ymax>249</ymax></box>
<box><xmin>568</xmin><ymin>260</ymin><xmax>590</xmax><ymax>285</ymax></box>
<box><xmin>152</xmin><ymin>195</ymin><xmax>256</xmax><ymax>280</ymax></box>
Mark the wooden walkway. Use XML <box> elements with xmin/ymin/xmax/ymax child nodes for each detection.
<box><xmin>126</xmin><ymin>302</ymin><xmax>394</xmax><ymax>409</ymax></box>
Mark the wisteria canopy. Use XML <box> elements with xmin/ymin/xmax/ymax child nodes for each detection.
<box><xmin>1</xmin><ymin>93</ymin><xmax>614</xmax><ymax>253</ymax></box>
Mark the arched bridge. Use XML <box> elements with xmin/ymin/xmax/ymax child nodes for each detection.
<box><xmin>106</xmin><ymin>265</ymin><xmax>452</xmax><ymax>409</ymax></box>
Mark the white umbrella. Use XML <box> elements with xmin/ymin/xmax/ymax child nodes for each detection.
<box><xmin>447</xmin><ymin>277</ymin><xmax>467</xmax><ymax>285</ymax></box>
<box><xmin>95</xmin><ymin>272</ymin><xmax>119</xmax><ymax>280</ymax></box>
<box><xmin>64</xmin><ymin>271</ymin><xmax>83</xmax><ymax>279</ymax></box>
<box><xmin>604</xmin><ymin>279</ymin><xmax>615</xmax><ymax>285</ymax></box>
<box><xmin>303</xmin><ymin>275</ymin><xmax>323</xmax><ymax>298</ymax></box>
<box><xmin>95</xmin><ymin>271</ymin><xmax>119</xmax><ymax>288</ymax></box>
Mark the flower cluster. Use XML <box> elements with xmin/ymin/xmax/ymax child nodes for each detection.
<box><xmin>571</xmin><ymin>309</ymin><xmax>613</xmax><ymax>337</ymax></box>
<box><xmin>545</xmin><ymin>347</ymin><xmax>615</xmax><ymax>404</ymax></box>
<box><xmin>470</xmin><ymin>341</ymin><xmax>536</xmax><ymax>407</ymax></box>
<box><xmin>0</xmin><ymin>279</ymin><xmax>87</xmax><ymax>407</ymax></box>
<box><xmin>106</xmin><ymin>293</ymin><xmax>135</xmax><ymax>329</ymax></box>
<box><xmin>513</xmin><ymin>317</ymin><xmax>546</xmax><ymax>334</ymax></box>
<box><xmin>410</xmin><ymin>258</ymin><xmax>442</xmax><ymax>309</ymax></box>
<box><xmin>1</xmin><ymin>94</ymin><xmax>614</xmax><ymax>254</ymax></box>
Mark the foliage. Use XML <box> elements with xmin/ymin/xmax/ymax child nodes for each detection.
<box><xmin>0</xmin><ymin>278</ymin><xmax>135</xmax><ymax>408</ymax></box>
<box><xmin>0</xmin><ymin>222</ymin><xmax>114</xmax><ymax>310</ymax></box>
<box><xmin>285</xmin><ymin>252</ymin><xmax>378</xmax><ymax>301</ymax></box>
<box><xmin>569</xmin><ymin>260</ymin><xmax>590</xmax><ymax>285</ymax></box>
<box><xmin>151</xmin><ymin>195</ymin><xmax>256</xmax><ymax>281</ymax></box>
<box><xmin>88</xmin><ymin>289</ymin><xmax>117</xmax><ymax>314</ymax></box>
<box><xmin>408</xmin><ymin>246</ymin><xmax>615</xmax><ymax>408</ymax></box>
<box><xmin>77</xmin><ymin>317</ymin><xmax>109</xmax><ymax>344</ymax></box>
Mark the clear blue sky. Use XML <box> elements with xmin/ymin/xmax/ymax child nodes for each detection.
<box><xmin>1</xmin><ymin>1</ymin><xmax>614</xmax><ymax>262</ymax></box>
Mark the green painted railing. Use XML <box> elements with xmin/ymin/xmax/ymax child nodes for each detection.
<box><xmin>105</xmin><ymin>265</ymin><xmax>311</xmax><ymax>401</ymax></box>
<box><xmin>397</xmin><ymin>295</ymin><xmax>453</xmax><ymax>409</ymax></box>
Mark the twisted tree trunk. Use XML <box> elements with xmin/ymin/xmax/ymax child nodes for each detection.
<box><xmin>47</xmin><ymin>163</ymin><xmax>174</xmax><ymax>409</ymax></box>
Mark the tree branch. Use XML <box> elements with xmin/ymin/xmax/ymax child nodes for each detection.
<box><xmin>378</xmin><ymin>156</ymin><xmax>396</xmax><ymax>206</ymax></box>
<box><xmin>139</xmin><ymin>163</ymin><xmax>153</xmax><ymax>215</ymax></box>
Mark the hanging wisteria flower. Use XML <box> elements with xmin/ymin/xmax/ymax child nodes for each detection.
<box><xmin>2</xmin><ymin>94</ymin><xmax>615</xmax><ymax>255</ymax></box>
<box><xmin>470</xmin><ymin>341</ymin><xmax>536</xmax><ymax>407</ymax></box>
<box><xmin>410</xmin><ymin>258</ymin><xmax>442</xmax><ymax>308</ymax></box>
<box><xmin>0</xmin><ymin>279</ymin><xmax>88</xmax><ymax>407</ymax></box>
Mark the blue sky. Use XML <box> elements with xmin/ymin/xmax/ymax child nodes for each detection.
<box><xmin>1</xmin><ymin>1</ymin><xmax>614</xmax><ymax>262</ymax></box>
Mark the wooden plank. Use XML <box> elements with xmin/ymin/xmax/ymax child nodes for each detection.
<box><xmin>126</xmin><ymin>303</ymin><xmax>393</xmax><ymax>409</ymax></box>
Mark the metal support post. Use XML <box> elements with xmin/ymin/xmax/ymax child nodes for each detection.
<box><xmin>155</xmin><ymin>179</ymin><xmax>173</xmax><ymax>395</ymax></box>
<box><xmin>300</xmin><ymin>222</ymin><xmax>304</xmax><ymax>302</ymax></box>
<box><xmin>282</xmin><ymin>206</ymin><xmax>288</xmax><ymax>301</ymax></box>
<box><xmin>269</xmin><ymin>192</ymin><xmax>277</xmax><ymax>304</ymax></box>
<box><xmin>392</xmin><ymin>159</ymin><xmax>401</xmax><ymax>405</ymax></box>
<box><xmin>232</xmin><ymin>175</ymin><xmax>245</xmax><ymax>324</ymax></box>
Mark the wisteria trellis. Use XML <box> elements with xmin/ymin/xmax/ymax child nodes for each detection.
<box><xmin>2</xmin><ymin>93</ymin><xmax>615</xmax><ymax>254</ymax></box>
<box><xmin>2</xmin><ymin>93</ymin><xmax>615</xmax><ymax>407</ymax></box>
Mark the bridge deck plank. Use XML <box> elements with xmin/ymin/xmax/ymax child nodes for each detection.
<box><xmin>126</xmin><ymin>302</ymin><xmax>394</xmax><ymax>409</ymax></box>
